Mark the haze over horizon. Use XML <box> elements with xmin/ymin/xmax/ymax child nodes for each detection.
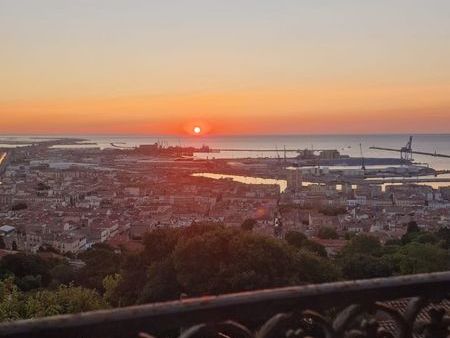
<box><xmin>1</xmin><ymin>0</ymin><xmax>450</xmax><ymax>135</ymax></box>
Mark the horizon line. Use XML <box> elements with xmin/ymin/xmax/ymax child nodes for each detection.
<box><xmin>1</xmin><ymin>132</ymin><xmax>450</xmax><ymax>138</ymax></box>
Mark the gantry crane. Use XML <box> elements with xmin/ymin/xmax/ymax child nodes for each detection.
<box><xmin>370</xmin><ymin>136</ymin><xmax>450</xmax><ymax>161</ymax></box>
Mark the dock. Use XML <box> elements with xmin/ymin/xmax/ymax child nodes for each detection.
<box><xmin>365</xmin><ymin>178</ymin><xmax>450</xmax><ymax>185</ymax></box>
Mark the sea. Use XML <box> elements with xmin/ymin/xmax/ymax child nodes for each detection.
<box><xmin>1</xmin><ymin>134</ymin><xmax>450</xmax><ymax>189</ymax></box>
<box><xmin>1</xmin><ymin>134</ymin><xmax>449</xmax><ymax>169</ymax></box>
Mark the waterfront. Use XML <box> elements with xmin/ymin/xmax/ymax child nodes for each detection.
<box><xmin>192</xmin><ymin>173</ymin><xmax>288</xmax><ymax>193</ymax></box>
<box><xmin>2</xmin><ymin>134</ymin><xmax>450</xmax><ymax>169</ymax></box>
<box><xmin>193</xmin><ymin>172</ymin><xmax>450</xmax><ymax>193</ymax></box>
<box><xmin>1</xmin><ymin>134</ymin><xmax>449</xmax><ymax>259</ymax></box>
<box><xmin>3</xmin><ymin>134</ymin><xmax>450</xmax><ymax>190</ymax></box>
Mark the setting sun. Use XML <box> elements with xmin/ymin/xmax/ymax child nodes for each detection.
<box><xmin>0</xmin><ymin>1</ymin><xmax>449</xmax><ymax>333</ymax></box>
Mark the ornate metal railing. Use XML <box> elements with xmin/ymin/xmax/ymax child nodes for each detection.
<box><xmin>0</xmin><ymin>272</ymin><xmax>448</xmax><ymax>338</ymax></box>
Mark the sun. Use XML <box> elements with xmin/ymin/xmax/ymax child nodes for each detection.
<box><xmin>193</xmin><ymin>126</ymin><xmax>201</xmax><ymax>134</ymax></box>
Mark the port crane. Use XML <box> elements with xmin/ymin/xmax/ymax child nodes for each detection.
<box><xmin>359</xmin><ymin>143</ymin><xmax>366</xmax><ymax>170</ymax></box>
<box><xmin>370</xmin><ymin>136</ymin><xmax>450</xmax><ymax>161</ymax></box>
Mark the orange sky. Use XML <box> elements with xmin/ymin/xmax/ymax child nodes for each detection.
<box><xmin>1</xmin><ymin>84</ymin><xmax>449</xmax><ymax>135</ymax></box>
<box><xmin>1</xmin><ymin>1</ymin><xmax>450</xmax><ymax>135</ymax></box>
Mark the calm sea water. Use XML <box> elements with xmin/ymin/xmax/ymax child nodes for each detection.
<box><xmin>2</xmin><ymin>134</ymin><xmax>450</xmax><ymax>170</ymax></box>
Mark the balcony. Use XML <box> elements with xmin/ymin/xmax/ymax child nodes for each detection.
<box><xmin>0</xmin><ymin>272</ymin><xmax>448</xmax><ymax>338</ymax></box>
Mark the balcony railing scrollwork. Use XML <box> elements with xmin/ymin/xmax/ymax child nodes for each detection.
<box><xmin>0</xmin><ymin>272</ymin><xmax>448</xmax><ymax>338</ymax></box>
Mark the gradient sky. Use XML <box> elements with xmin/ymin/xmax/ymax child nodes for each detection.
<box><xmin>1</xmin><ymin>0</ymin><xmax>450</xmax><ymax>135</ymax></box>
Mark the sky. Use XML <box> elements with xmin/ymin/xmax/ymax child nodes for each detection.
<box><xmin>1</xmin><ymin>0</ymin><xmax>450</xmax><ymax>135</ymax></box>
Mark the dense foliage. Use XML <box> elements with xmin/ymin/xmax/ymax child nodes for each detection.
<box><xmin>337</xmin><ymin>222</ymin><xmax>449</xmax><ymax>279</ymax></box>
<box><xmin>0</xmin><ymin>221</ymin><xmax>447</xmax><ymax>321</ymax></box>
<box><xmin>0</xmin><ymin>278</ymin><xmax>106</xmax><ymax>321</ymax></box>
<box><xmin>317</xmin><ymin>226</ymin><xmax>339</xmax><ymax>239</ymax></box>
<box><xmin>113</xmin><ymin>224</ymin><xmax>340</xmax><ymax>306</ymax></box>
<box><xmin>77</xmin><ymin>243</ymin><xmax>121</xmax><ymax>292</ymax></box>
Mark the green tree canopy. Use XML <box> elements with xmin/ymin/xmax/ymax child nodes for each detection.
<box><xmin>77</xmin><ymin>244</ymin><xmax>121</xmax><ymax>292</ymax></box>
<box><xmin>0</xmin><ymin>278</ymin><xmax>107</xmax><ymax>321</ymax></box>
<box><xmin>173</xmin><ymin>228</ymin><xmax>298</xmax><ymax>295</ymax></box>
<box><xmin>339</xmin><ymin>235</ymin><xmax>382</xmax><ymax>258</ymax></box>
<box><xmin>240</xmin><ymin>218</ymin><xmax>257</xmax><ymax>232</ymax></box>
<box><xmin>0</xmin><ymin>254</ymin><xmax>53</xmax><ymax>291</ymax></box>
<box><xmin>115</xmin><ymin>225</ymin><xmax>339</xmax><ymax>305</ymax></box>
<box><xmin>317</xmin><ymin>226</ymin><xmax>338</xmax><ymax>239</ymax></box>
<box><xmin>339</xmin><ymin>254</ymin><xmax>393</xmax><ymax>280</ymax></box>
<box><xmin>285</xmin><ymin>231</ymin><xmax>327</xmax><ymax>257</ymax></box>
<box><xmin>285</xmin><ymin>231</ymin><xmax>307</xmax><ymax>248</ymax></box>
<box><xmin>25</xmin><ymin>285</ymin><xmax>107</xmax><ymax>319</ymax></box>
<box><xmin>436</xmin><ymin>227</ymin><xmax>450</xmax><ymax>249</ymax></box>
<box><xmin>391</xmin><ymin>242</ymin><xmax>449</xmax><ymax>274</ymax></box>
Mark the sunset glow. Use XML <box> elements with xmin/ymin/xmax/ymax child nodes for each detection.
<box><xmin>0</xmin><ymin>1</ymin><xmax>449</xmax><ymax>328</ymax></box>
<box><xmin>0</xmin><ymin>1</ymin><xmax>449</xmax><ymax>135</ymax></box>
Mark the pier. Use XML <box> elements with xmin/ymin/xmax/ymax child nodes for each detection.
<box><xmin>364</xmin><ymin>177</ymin><xmax>450</xmax><ymax>185</ymax></box>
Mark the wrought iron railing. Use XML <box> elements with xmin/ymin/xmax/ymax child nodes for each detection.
<box><xmin>0</xmin><ymin>272</ymin><xmax>448</xmax><ymax>338</ymax></box>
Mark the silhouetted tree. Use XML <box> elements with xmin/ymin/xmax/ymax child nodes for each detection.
<box><xmin>285</xmin><ymin>231</ymin><xmax>307</xmax><ymax>248</ymax></box>
<box><xmin>339</xmin><ymin>235</ymin><xmax>382</xmax><ymax>258</ymax></box>
<box><xmin>241</xmin><ymin>218</ymin><xmax>256</xmax><ymax>231</ymax></box>
<box><xmin>391</xmin><ymin>242</ymin><xmax>449</xmax><ymax>274</ymax></box>
<box><xmin>285</xmin><ymin>231</ymin><xmax>327</xmax><ymax>257</ymax></box>
<box><xmin>340</xmin><ymin>254</ymin><xmax>393</xmax><ymax>279</ymax></box>
<box><xmin>0</xmin><ymin>254</ymin><xmax>52</xmax><ymax>290</ymax></box>
<box><xmin>317</xmin><ymin>226</ymin><xmax>338</xmax><ymax>239</ymax></box>
<box><xmin>11</xmin><ymin>203</ymin><xmax>27</xmax><ymax>211</ymax></box>
<box><xmin>115</xmin><ymin>225</ymin><xmax>339</xmax><ymax>304</ymax></box>
<box><xmin>77</xmin><ymin>244</ymin><xmax>120</xmax><ymax>292</ymax></box>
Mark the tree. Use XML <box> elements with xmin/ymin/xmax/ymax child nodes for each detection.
<box><xmin>401</xmin><ymin>221</ymin><xmax>421</xmax><ymax>244</ymax></box>
<box><xmin>339</xmin><ymin>235</ymin><xmax>382</xmax><ymax>258</ymax></box>
<box><xmin>0</xmin><ymin>254</ymin><xmax>53</xmax><ymax>290</ymax></box>
<box><xmin>319</xmin><ymin>207</ymin><xmax>346</xmax><ymax>216</ymax></box>
<box><xmin>17</xmin><ymin>275</ymin><xmax>42</xmax><ymax>291</ymax></box>
<box><xmin>401</xmin><ymin>222</ymin><xmax>442</xmax><ymax>246</ymax></box>
<box><xmin>102</xmin><ymin>274</ymin><xmax>122</xmax><ymax>306</ymax></box>
<box><xmin>285</xmin><ymin>231</ymin><xmax>307</xmax><ymax>248</ymax></box>
<box><xmin>11</xmin><ymin>203</ymin><xmax>27</xmax><ymax>211</ymax></box>
<box><xmin>138</xmin><ymin>258</ymin><xmax>181</xmax><ymax>304</ymax></box>
<box><xmin>301</xmin><ymin>240</ymin><xmax>327</xmax><ymax>257</ymax></box>
<box><xmin>114</xmin><ymin>254</ymin><xmax>148</xmax><ymax>306</ymax></box>
<box><xmin>241</xmin><ymin>218</ymin><xmax>256</xmax><ymax>232</ymax></box>
<box><xmin>173</xmin><ymin>228</ymin><xmax>298</xmax><ymax>295</ymax></box>
<box><xmin>77</xmin><ymin>244</ymin><xmax>121</xmax><ymax>292</ymax></box>
<box><xmin>436</xmin><ymin>227</ymin><xmax>450</xmax><ymax>249</ymax></box>
<box><xmin>294</xmin><ymin>250</ymin><xmax>341</xmax><ymax>283</ymax></box>
<box><xmin>36</xmin><ymin>182</ymin><xmax>50</xmax><ymax>191</ymax></box>
<box><xmin>0</xmin><ymin>277</ymin><xmax>25</xmax><ymax>321</ymax></box>
<box><xmin>223</xmin><ymin>232</ymin><xmax>301</xmax><ymax>290</ymax></box>
<box><xmin>339</xmin><ymin>254</ymin><xmax>393</xmax><ymax>280</ymax></box>
<box><xmin>184</xmin><ymin>222</ymin><xmax>225</xmax><ymax>238</ymax></box>
<box><xmin>317</xmin><ymin>227</ymin><xmax>338</xmax><ymax>239</ymax></box>
<box><xmin>50</xmin><ymin>263</ymin><xmax>77</xmax><ymax>286</ymax></box>
<box><xmin>285</xmin><ymin>231</ymin><xmax>327</xmax><ymax>257</ymax></box>
<box><xmin>115</xmin><ymin>225</ymin><xmax>339</xmax><ymax>304</ymax></box>
<box><xmin>25</xmin><ymin>285</ymin><xmax>107</xmax><ymax>318</ymax></box>
<box><xmin>392</xmin><ymin>242</ymin><xmax>449</xmax><ymax>275</ymax></box>
<box><xmin>384</xmin><ymin>239</ymin><xmax>402</xmax><ymax>246</ymax></box>
<box><xmin>343</xmin><ymin>232</ymin><xmax>356</xmax><ymax>241</ymax></box>
<box><xmin>142</xmin><ymin>227</ymin><xmax>180</xmax><ymax>263</ymax></box>
<box><xmin>0</xmin><ymin>278</ymin><xmax>107</xmax><ymax>321</ymax></box>
<box><xmin>406</xmin><ymin>221</ymin><xmax>420</xmax><ymax>233</ymax></box>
